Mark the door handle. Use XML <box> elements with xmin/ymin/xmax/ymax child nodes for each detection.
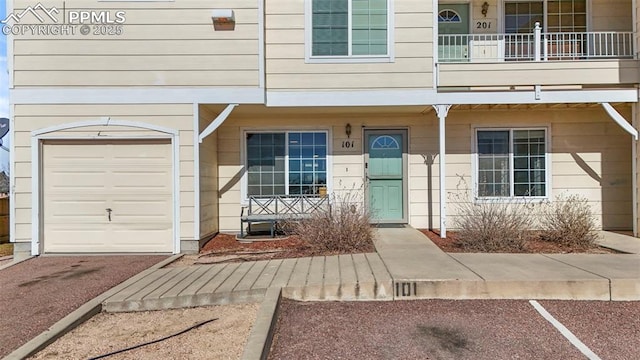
<box><xmin>106</xmin><ymin>208</ymin><xmax>112</xmax><ymax>222</ymax></box>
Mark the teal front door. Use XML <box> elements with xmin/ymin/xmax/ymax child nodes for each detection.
<box><xmin>365</xmin><ymin>130</ymin><xmax>407</xmax><ymax>222</ymax></box>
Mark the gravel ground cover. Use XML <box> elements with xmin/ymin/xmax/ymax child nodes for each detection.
<box><xmin>0</xmin><ymin>255</ymin><xmax>167</xmax><ymax>358</ymax></box>
<box><xmin>30</xmin><ymin>304</ymin><xmax>258</xmax><ymax>360</ymax></box>
<box><xmin>540</xmin><ymin>300</ymin><xmax>640</xmax><ymax>360</ymax></box>
<box><xmin>269</xmin><ymin>299</ymin><xmax>604</xmax><ymax>360</ymax></box>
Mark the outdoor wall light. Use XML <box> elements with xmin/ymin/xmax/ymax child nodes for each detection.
<box><xmin>212</xmin><ymin>9</ymin><xmax>235</xmax><ymax>31</ymax></box>
<box><xmin>345</xmin><ymin>123</ymin><xmax>352</xmax><ymax>138</ymax></box>
<box><xmin>481</xmin><ymin>2</ymin><xmax>489</xmax><ymax>17</ymax></box>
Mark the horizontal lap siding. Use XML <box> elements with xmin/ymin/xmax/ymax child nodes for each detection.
<box><xmin>12</xmin><ymin>104</ymin><xmax>196</xmax><ymax>244</ymax></box>
<box><xmin>199</xmin><ymin>106</ymin><xmax>219</xmax><ymax>239</ymax></box>
<box><xmin>12</xmin><ymin>0</ymin><xmax>260</xmax><ymax>87</ymax></box>
<box><xmin>265</xmin><ymin>1</ymin><xmax>434</xmax><ymax>91</ymax></box>
<box><xmin>215</xmin><ymin>106</ymin><xmax>632</xmax><ymax>232</ymax></box>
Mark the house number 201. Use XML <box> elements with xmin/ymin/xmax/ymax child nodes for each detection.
<box><xmin>476</xmin><ymin>21</ymin><xmax>492</xmax><ymax>29</ymax></box>
<box><xmin>342</xmin><ymin>140</ymin><xmax>355</xmax><ymax>149</ymax></box>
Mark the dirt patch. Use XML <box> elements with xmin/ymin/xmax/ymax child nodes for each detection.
<box><xmin>168</xmin><ymin>233</ymin><xmax>375</xmax><ymax>267</ymax></box>
<box><xmin>0</xmin><ymin>255</ymin><xmax>167</xmax><ymax>358</ymax></box>
<box><xmin>30</xmin><ymin>304</ymin><xmax>258</xmax><ymax>360</ymax></box>
<box><xmin>420</xmin><ymin>229</ymin><xmax>619</xmax><ymax>254</ymax></box>
<box><xmin>269</xmin><ymin>299</ymin><xmax>588</xmax><ymax>360</ymax></box>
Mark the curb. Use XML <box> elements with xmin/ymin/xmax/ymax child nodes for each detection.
<box><xmin>241</xmin><ymin>287</ymin><xmax>282</xmax><ymax>360</ymax></box>
<box><xmin>0</xmin><ymin>256</ymin><xmax>34</xmax><ymax>272</ymax></box>
<box><xmin>3</xmin><ymin>254</ymin><xmax>182</xmax><ymax>360</ymax></box>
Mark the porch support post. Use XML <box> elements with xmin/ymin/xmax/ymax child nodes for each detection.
<box><xmin>198</xmin><ymin>103</ymin><xmax>238</xmax><ymax>143</ymax></box>
<box><xmin>433</xmin><ymin>104</ymin><xmax>452</xmax><ymax>238</ymax></box>
<box><xmin>601</xmin><ymin>102</ymin><xmax>639</xmax><ymax>140</ymax></box>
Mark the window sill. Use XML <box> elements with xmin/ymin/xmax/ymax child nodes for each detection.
<box><xmin>474</xmin><ymin>196</ymin><xmax>549</xmax><ymax>204</ymax></box>
<box><xmin>305</xmin><ymin>56</ymin><xmax>394</xmax><ymax>64</ymax></box>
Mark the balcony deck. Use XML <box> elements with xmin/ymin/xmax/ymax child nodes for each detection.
<box><xmin>437</xmin><ymin>28</ymin><xmax>638</xmax><ymax>88</ymax></box>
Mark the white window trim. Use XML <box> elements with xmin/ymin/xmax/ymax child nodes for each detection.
<box><xmin>499</xmin><ymin>0</ymin><xmax>592</xmax><ymax>33</ymax></box>
<box><xmin>240</xmin><ymin>128</ymin><xmax>333</xmax><ymax>205</ymax></box>
<box><xmin>472</xmin><ymin>126</ymin><xmax>551</xmax><ymax>202</ymax></box>
<box><xmin>304</xmin><ymin>0</ymin><xmax>395</xmax><ymax>63</ymax></box>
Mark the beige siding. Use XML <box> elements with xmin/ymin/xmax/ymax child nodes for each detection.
<box><xmin>265</xmin><ymin>1</ymin><xmax>434</xmax><ymax>91</ymax></box>
<box><xmin>213</xmin><ymin>106</ymin><xmax>632</xmax><ymax>233</ymax></box>
<box><xmin>12</xmin><ymin>103</ymin><xmax>196</xmax><ymax>245</ymax></box>
<box><xmin>12</xmin><ymin>0</ymin><xmax>260</xmax><ymax>87</ymax></box>
<box><xmin>199</xmin><ymin>106</ymin><xmax>219</xmax><ymax>238</ymax></box>
<box><xmin>438</xmin><ymin>60</ymin><xmax>640</xmax><ymax>87</ymax></box>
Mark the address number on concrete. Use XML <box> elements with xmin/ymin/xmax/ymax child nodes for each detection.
<box><xmin>395</xmin><ymin>282</ymin><xmax>417</xmax><ymax>297</ymax></box>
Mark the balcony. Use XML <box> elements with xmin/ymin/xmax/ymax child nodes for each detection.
<box><xmin>437</xmin><ymin>24</ymin><xmax>638</xmax><ymax>88</ymax></box>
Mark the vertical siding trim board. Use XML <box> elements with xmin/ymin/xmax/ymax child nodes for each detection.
<box><xmin>633</xmin><ymin>103</ymin><xmax>638</xmax><ymax>236</ymax></box>
<box><xmin>258</xmin><ymin>0</ymin><xmax>265</xmax><ymax>90</ymax></box>
<box><xmin>30</xmin><ymin>119</ymin><xmax>181</xmax><ymax>255</ymax></box>
<box><xmin>9</xmin><ymin>103</ymin><xmax>15</xmax><ymax>244</ymax></box>
<box><xmin>432</xmin><ymin>0</ymin><xmax>438</xmax><ymax>88</ymax></box>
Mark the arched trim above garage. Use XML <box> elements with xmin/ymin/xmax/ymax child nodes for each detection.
<box><xmin>31</xmin><ymin>119</ymin><xmax>180</xmax><ymax>256</ymax></box>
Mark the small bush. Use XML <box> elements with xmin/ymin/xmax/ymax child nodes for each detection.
<box><xmin>287</xmin><ymin>192</ymin><xmax>375</xmax><ymax>254</ymax></box>
<box><xmin>454</xmin><ymin>198</ymin><xmax>534</xmax><ymax>252</ymax></box>
<box><xmin>539</xmin><ymin>194</ymin><xmax>599</xmax><ymax>249</ymax></box>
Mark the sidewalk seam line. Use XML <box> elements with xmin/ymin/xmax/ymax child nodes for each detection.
<box><xmin>445</xmin><ymin>253</ymin><xmax>486</xmax><ymax>281</ymax></box>
<box><xmin>540</xmin><ymin>254</ymin><xmax>611</xmax><ymax>280</ymax></box>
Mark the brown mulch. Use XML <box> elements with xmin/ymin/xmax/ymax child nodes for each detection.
<box><xmin>0</xmin><ymin>255</ymin><xmax>167</xmax><ymax>358</ymax></box>
<box><xmin>420</xmin><ymin>229</ymin><xmax>619</xmax><ymax>254</ymax></box>
<box><xmin>170</xmin><ymin>233</ymin><xmax>376</xmax><ymax>266</ymax></box>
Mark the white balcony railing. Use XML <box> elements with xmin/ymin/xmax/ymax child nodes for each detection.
<box><xmin>438</xmin><ymin>24</ymin><xmax>634</xmax><ymax>63</ymax></box>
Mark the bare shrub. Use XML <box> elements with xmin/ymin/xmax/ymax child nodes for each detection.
<box><xmin>539</xmin><ymin>194</ymin><xmax>599</xmax><ymax>249</ymax></box>
<box><xmin>454</xmin><ymin>197</ymin><xmax>534</xmax><ymax>252</ymax></box>
<box><xmin>287</xmin><ymin>191</ymin><xmax>375</xmax><ymax>254</ymax></box>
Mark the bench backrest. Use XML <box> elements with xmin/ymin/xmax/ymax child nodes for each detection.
<box><xmin>248</xmin><ymin>195</ymin><xmax>329</xmax><ymax>216</ymax></box>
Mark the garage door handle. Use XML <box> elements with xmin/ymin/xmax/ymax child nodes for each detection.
<box><xmin>106</xmin><ymin>208</ymin><xmax>112</xmax><ymax>222</ymax></box>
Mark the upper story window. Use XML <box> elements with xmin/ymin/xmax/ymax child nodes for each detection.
<box><xmin>309</xmin><ymin>0</ymin><xmax>391</xmax><ymax>61</ymax></box>
<box><xmin>438</xmin><ymin>9</ymin><xmax>462</xmax><ymax>23</ymax></box>
<box><xmin>505</xmin><ymin>1</ymin><xmax>586</xmax><ymax>33</ymax></box>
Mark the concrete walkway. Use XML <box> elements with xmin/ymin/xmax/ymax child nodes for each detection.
<box><xmin>375</xmin><ymin>227</ymin><xmax>639</xmax><ymax>301</ymax></box>
<box><xmin>104</xmin><ymin>253</ymin><xmax>393</xmax><ymax>312</ymax></box>
<box><xmin>103</xmin><ymin>228</ymin><xmax>640</xmax><ymax>312</ymax></box>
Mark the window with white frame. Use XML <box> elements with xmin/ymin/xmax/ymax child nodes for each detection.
<box><xmin>311</xmin><ymin>0</ymin><xmax>389</xmax><ymax>57</ymax></box>
<box><xmin>504</xmin><ymin>1</ymin><xmax>586</xmax><ymax>33</ymax></box>
<box><xmin>476</xmin><ymin>129</ymin><xmax>547</xmax><ymax>198</ymax></box>
<box><xmin>246</xmin><ymin>131</ymin><xmax>328</xmax><ymax>197</ymax></box>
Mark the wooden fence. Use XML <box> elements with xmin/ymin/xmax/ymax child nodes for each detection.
<box><xmin>0</xmin><ymin>197</ymin><xmax>8</xmax><ymax>243</ymax></box>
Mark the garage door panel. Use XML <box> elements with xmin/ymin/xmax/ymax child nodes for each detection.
<box><xmin>43</xmin><ymin>140</ymin><xmax>174</xmax><ymax>253</ymax></box>
<box><xmin>44</xmin><ymin>170</ymin><xmax>108</xmax><ymax>192</ymax></box>
<box><xmin>111</xmin><ymin>169</ymin><xmax>172</xmax><ymax>190</ymax></box>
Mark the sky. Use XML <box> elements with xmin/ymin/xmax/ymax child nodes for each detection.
<box><xmin>0</xmin><ymin>0</ymin><xmax>9</xmax><ymax>173</ymax></box>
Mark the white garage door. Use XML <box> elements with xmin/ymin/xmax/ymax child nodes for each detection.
<box><xmin>42</xmin><ymin>139</ymin><xmax>174</xmax><ymax>253</ymax></box>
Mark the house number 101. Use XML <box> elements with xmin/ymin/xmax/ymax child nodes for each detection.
<box><xmin>342</xmin><ymin>140</ymin><xmax>355</xmax><ymax>149</ymax></box>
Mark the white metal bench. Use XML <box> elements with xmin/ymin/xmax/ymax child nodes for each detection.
<box><xmin>240</xmin><ymin>195</ymin><xmax>329</xmax><ymax>238</ymax></box>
